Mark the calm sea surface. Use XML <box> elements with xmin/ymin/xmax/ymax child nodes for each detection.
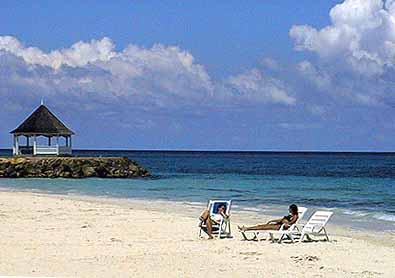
<box><xmin>1</xmin><ymin>150</ymin><xmax>394</xmax><ymax>231</ymax></box>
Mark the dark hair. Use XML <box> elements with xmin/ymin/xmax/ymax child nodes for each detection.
<box><xmin>289</xmin><ymin>204</ymin><xmax>298</xmax><ymax>215</ymax></box>
<box><xmin>213</xmin><ymin>203</ymin><xmax>226</xmax><ymax>213</ymax></box>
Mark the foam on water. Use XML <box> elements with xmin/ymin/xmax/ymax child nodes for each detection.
<box><xmin>342</xmin><ymin>209</ymin><xmax>369</xmax><ymax>217</ymax></box>
<box><xmin>240</xmin><ymin>207</ymin><xmax>262</xmax><ymax>212</ymax></box>
<box><xmin>372</xmin><ymin>214</ymin><xmax>395</xmax><ymax>223</ymax></box>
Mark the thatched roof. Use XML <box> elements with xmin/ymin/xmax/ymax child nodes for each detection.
<box><xmin>10</xmin><ymin>105</ymin><xmax>74</xmax><ymax>136</ymax></box>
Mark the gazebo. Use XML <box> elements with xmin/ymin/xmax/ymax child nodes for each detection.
<box><xmin>10</xmin><ymin>104</ymin><xmax>74</xmax><ymax>156</ymax></box>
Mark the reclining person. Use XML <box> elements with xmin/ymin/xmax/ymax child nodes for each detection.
<box><xmin>238</xmin><ymin>204</ymin><xmax>299</xmax><ymax>231</ymax></box>
<box><xmin>199</xmin><ymin>204</ymin><xmax>228</xmax><ymax>239</ymax></box>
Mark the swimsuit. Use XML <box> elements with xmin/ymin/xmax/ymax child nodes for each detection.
<box><xmin>283</xmin><ymin>215</ymin><xmax>292</xmax><ymax>222</ymax></box>
<box><xmin>210</xmin><ymin>213</ymin><xmax>223</xmax><ymax>223</ymax></box>
<box><xmin>281</xmin><ymin>215</ymin><xmax>296</xmax><ymax>230</ymax></box>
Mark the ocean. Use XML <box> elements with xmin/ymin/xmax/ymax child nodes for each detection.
<box><xmin>1</xmin><ymin>150</ymin><xmax>394</xmax><ymax>231</ymax></box>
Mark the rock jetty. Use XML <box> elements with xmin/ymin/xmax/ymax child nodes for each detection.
<box><xmin>0</xmin><ymin>157</ymin><xmax>150</xmax><ymax>178</ymax></box>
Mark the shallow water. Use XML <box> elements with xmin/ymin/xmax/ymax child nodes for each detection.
<box><xmin>1</xmin><ymin>150</ymin><xmax>394</xmax><ymax>231</ymax></box>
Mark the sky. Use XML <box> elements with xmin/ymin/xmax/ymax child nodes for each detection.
<box><xmin>1</xmin><ymin>0</ymin><xmax>395</xmax><ymax>151</ymax></box>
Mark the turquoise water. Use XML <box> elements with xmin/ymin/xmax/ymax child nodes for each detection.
<box><xmin>1</xmin><ymin>150</ymin><xmax>394</xmax><ymax>231</ymax></box>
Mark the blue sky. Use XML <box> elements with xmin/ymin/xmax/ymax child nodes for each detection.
<box><xmin>1</xmin><ymin>0</ymin><xmax>395</xmax><ymax>151</ymax></box>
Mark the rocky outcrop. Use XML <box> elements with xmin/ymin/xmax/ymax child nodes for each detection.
<box><xmin>0</xmin><ymin>157</ymin><xmax>150</xmax><ymax>178</ymax></box>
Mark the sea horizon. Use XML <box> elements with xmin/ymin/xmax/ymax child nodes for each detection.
<box><xmin>2</xmin><ymin>148</ymin><xmax>395</xmax><ymax>154</ymax></box>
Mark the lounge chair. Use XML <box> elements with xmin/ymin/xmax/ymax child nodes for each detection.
<box><xmin>198</xmin><ymin>200</ymin><xmax>232</xmax><ymax>239</ymax></box>
<box><xmin>269</xmin><ymin>210</ymin><xmax>334</xmax><ymax>243</ymax></box>
<box><xmin>239</xmin><ymin>207</ymin><xmax>307</xmax><ymax>241</ymax></box>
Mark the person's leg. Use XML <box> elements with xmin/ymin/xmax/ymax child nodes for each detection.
<box><xmin>238</xmin><ymin>223</ymin><xmax>281</xmax><ymax>231</ymax></box>
<box><xmin>199</xmin><ymin>209</ymin><xmax>209</xmax><ymax>221</ymax></box>
<box><xmin>206</xmin><ymin>218</ymin><xmax>214</xmax><ymax>239</ymax></box>
<box><xmin>199</xmin><ymin>209</ymin><xmax>214</xmax><ymax>239</ymax></box>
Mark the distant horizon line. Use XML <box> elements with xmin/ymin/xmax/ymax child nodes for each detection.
<box><xmin>1</xmin><ymin>148</ymin><xmax>395</xmax><ymax>154</ymax></box>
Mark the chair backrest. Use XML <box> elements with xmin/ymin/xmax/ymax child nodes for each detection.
<box><xmin>302</xmin><ymin>211</ymin><xmax>333</xmax><ymax>233</ymax></box>
<box><xmin>208</xmin><ymin>200</ymin><xmax>232</xmax><ymax>216</ymax></box>
<box><xmin>297</xmin><ymin>207</ymin><xmax>307</xmax><ymax>223</ymax></box>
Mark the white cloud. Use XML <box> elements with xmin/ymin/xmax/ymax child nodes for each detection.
<box><xmin>260</xmin><ymin>57</ymin><xmax>281</xmax><ymax>71</ymax></box>
<box><xmin>278</xmin><ymin>122</ymin><xmax>321</xmax><ymax>130</ymax></box>
<box><xmin>0</xmin><ymin>36</ymin><xmax>214</xmax><ymax>108</ymax></box>
<box><xmin>0</xmin><ymin>36</ymin><xmax>115</xmax><ymax>69</ymax></box>
<box><xmin>228</xmin><ymin>69</ymin><xmax>296</xmax><ymax>105</ymax></box>
<box><xmin>308</xmin><ymin>105</ymin><xmax>326</xmax><ymax>116</ymax></box>
<box><xmin>290</xmin><ymin>0</ymin><xmax>395</xmax><ymax>76</ymax></box>
<box><xmin>296</xmin><ymin>61</ymin><xmax>331</xmax><ymax>90</ymax></box>
<box><xmin>106</xmin><ymin>44</ymin><xmax>214</xmax><ymax>99</ymax></box>
<box><xmin>0</xmin><ymin>35</ymin><xmax>297</xmax><ymax>109</ymax></box>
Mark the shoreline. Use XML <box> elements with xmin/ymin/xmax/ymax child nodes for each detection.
<box><xmin>1</xmin><ymin>187</ymin><xmax>394</xmax><ymax>246</ymax></box>
<box><xmin>0</xmin><ymin>189</ymin><xmax>394</xmax><ymax>277</ymax></box>
<box><xmin>1</xmin><ymin>184</ymin><xmax>394</xmax><ymax>234</ymax></box>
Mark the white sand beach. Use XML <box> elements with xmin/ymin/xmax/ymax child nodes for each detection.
<box><xmin>0</xmin><ymin>190</ymin><xmax>394</xmax><ymax>278</ymax></box>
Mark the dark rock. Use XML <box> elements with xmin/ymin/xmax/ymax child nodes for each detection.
<box><xmin>82</xmin><ymin>165</ymin><xmax>96</xmax><ymax>177</ymax></box>
<box><xmin>0</xmin><ymin>157</ymin><xmax>149</xmax><ymax>179</ymax></box>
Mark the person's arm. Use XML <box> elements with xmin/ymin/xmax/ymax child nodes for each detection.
<box><xmin>220</xmin><ymin>211</ymin><xmax>229</xmax><ymax>219</ymax></box>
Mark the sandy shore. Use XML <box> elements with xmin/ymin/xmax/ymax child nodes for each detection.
<box><xmin>0</xmin><ymin>190</ymin><xmax>394</xmax><ymax>277</ymax></box>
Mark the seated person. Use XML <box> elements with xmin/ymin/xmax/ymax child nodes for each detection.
<box><xmin>238</xmin><ymin>204</ymin><xmax>299</xmax><ymax>231</ymax></box>
<box><xmin>199</xmin><ymin>203</ymin><xmax>228</xmax><ymax>239</ymax></box>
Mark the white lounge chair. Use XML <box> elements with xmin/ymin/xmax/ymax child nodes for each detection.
<box><xmin>269</xmin><ymin>210</ymin><xmax>334</xmax><ymax>243</ymax></box>
<box><xmin>239</xmin><ymin>207</ymin><xmax>307</xmax><ymax>241</ymax></box>
<box><xmin>198</xmin><ymin>200</ymin><xmax>232</xmax><ymax>239</ymax></box>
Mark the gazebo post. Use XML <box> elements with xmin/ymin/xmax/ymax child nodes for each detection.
<box><xmin>48</xmin><ymin>137</ymin><xmax>51</xmax><ymax>146</ymax></box>
<box><xmin>33</xmin><ymin>135</ymin><xmax>37</xmax><ymax>156</ymax></box>
<box><xmin>56</xmin><ymin>136</ymin><xmax>59</xmax><ymax>155</ymax></box>
<box><xmin>13</xmin><ymin>135</ymin><xmax>17</xmax><ymax>155</ymax></box>
<box><xmin>16</xmin><ymin>136</ymin><xmax>20</xmax><ymax>156</ymax></box>
<box><xmin>26</xmin><ymin>136</ymin><xmax>30</xmax><ymax>147</ymax></box>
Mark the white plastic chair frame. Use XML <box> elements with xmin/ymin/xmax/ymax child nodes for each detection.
<box><xmin>269</xmin><ymin>211</ymin><xmax>334</xmax><ymax>243</ymax></box>
<box><xmin>198</xmin><ymin>200</ymin><xmax>232</xmax><ymax>239</ymax></box>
